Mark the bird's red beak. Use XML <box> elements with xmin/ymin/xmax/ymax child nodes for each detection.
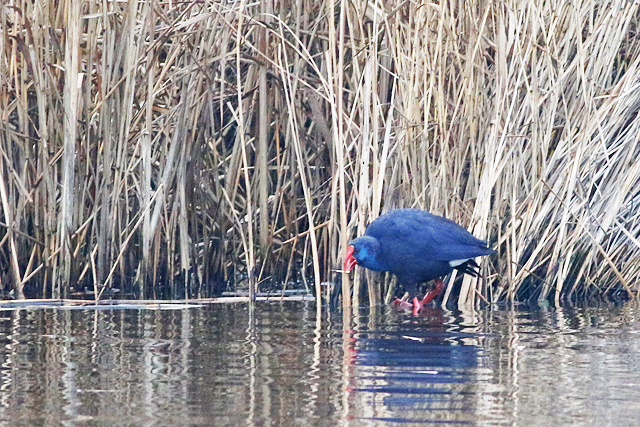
<box><xmin>343</xmin><ymin>245</ymin><xmax>357</xmax><ymax>272</ymax></box>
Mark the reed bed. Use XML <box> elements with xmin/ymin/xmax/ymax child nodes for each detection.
<box><xmin>1</xmin><ymin>0</ymin><xmax>640</xmax><ymax>308</ymax></box>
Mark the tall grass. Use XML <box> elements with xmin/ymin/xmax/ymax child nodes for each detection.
<box><xmin>1</xmin><ymin>0</ymin><xmax>639</xmax><ymax>307</ymax></box>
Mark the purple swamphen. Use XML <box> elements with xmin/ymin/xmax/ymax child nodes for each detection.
<box><xmin>343</xmin><ymin>209</ymin><xmax>495</xmax><ymax>314</ymax></box>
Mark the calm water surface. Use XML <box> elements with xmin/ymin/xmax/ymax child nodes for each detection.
<box><xmin>0</xmin><ymin>301</ymin><xmax>639</xmax><ymax>426</ymax></box>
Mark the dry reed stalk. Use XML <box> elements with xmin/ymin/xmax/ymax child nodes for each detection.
<box><xmin>324</xmin><ymin>0</ymin><xmax>352</xmax><ymax>312</ymax></box>
<box><xmin>276</xmin><ymin>26</ymin><xmax>322</xmax><ymax>307</ymax></box>
<box><xmin>56</xmin><ymin>0</ymin><xmax>82</xmax><ymax>298</ymax></box>
<box><xmin>0</xmin><ymin>137</ymin><xmax>22</xmax><ymax>297</ymax></box>
<box><xmin>257</xmin><ymin>0</ymin><xmax>271</xmax><ymax>254</ymax></box>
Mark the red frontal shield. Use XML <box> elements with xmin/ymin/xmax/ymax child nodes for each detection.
<box><xmin>343</xmin><ymin>245</ymin><xmax>357</xmax><ymax>272</ymax></box>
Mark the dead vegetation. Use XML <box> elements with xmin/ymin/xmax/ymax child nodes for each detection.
<box><xmin>1</xmin><ymin>0</ymin><xmax>640</xmax><ymax>308</ymax></box>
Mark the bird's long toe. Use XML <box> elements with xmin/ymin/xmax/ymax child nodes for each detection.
<box><xmin>392</xmin><ymin>298</ymin><xmax>414</xmax><ymax>310</ymax></box>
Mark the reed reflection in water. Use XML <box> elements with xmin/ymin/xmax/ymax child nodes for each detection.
<box><xmin>0</xmin><ymin>302</ymin><xmax>638</xmax><ymax>426</ymax></box>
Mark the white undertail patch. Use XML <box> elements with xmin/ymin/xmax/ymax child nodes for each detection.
<box><xmin>449</xmin><ymin>258</ymin><xmax>470</xmax><ymax>267</ymax></box>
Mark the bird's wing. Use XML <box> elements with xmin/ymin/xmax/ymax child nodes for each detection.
<box><xmin>366</xmin><ymin>209</ymin><xmax>494</xmax><ymax>264</ymax></box>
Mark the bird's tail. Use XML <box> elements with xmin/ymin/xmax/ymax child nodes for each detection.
<box><xmin>455</xmin><ymin>259</ymin><xmax>480</xmax><ymax>277</ymax></box>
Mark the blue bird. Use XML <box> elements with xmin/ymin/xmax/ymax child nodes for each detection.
<box><xmin>344</xmin><ymin>209</ymin><xmax>495</xmax><ymax>314</ymax></box>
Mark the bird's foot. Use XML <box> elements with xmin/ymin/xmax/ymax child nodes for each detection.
<box><xmin>412</xmin><ymin>279</ymin><xmax>447</xmax><ymax>315</ymax></box>
<box><xmin>392</xmin><ymin>298</ymin><xmax>413</xmax><ymax>310</ymax></box>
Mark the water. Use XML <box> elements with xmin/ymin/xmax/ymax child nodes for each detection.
<box><xmin>0</xmin><ymin>302</ymin><xmax>639</xmax><ymax>426</ymax></box>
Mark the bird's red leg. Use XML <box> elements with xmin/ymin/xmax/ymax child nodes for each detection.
<box><xmin>412</xmin><ymin>278</ymin><xmax>446</xmax><ymax>315</ymax></box>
